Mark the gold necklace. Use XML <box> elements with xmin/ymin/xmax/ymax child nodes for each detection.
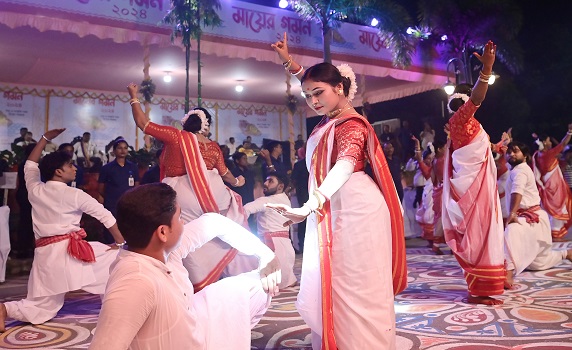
<box><xmin>326</xmin><ymin>101</ymin><xmax>352</xmax><ymax>119</ymax></box>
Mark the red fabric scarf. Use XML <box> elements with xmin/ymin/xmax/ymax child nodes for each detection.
<box><xmin>35</xmin><ymin>228</ymin><xmax>96</xmax><ymax>263</ymax></box>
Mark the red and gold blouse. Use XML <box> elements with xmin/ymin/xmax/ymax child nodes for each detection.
<box><xmin>330</xmin><ymin>118</ymin><xmax>367</xmax><ymax>172</ymax></box>
<box><xmin>198</xmin><ymin>141</ymin><xmax>229</xmax><ymax>175</ymax></box>
<box><xmin>449</xmin><ymin>100</ymin><xmax>480</xmax><ymax>150</ymax></box>
<box><xmin>143</xmin><ymin>122</ymin><xmax>227</xmax><ymax>177</ymax></box>
<box><xmin>535</xmin><ymin>142</ymin><xmax>564</xmax><ymax>174</ymax></box>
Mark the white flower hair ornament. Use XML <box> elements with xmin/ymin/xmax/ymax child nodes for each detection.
<box><xmin>447</xmin><ymin>93</ymin><xmax>470</xmax><ymax>114</ymax></box>
<box><xmin>336</xmin><ymin>64</ymin><xmax>358</xmax><ymax>102</ymax></box>
<box><xmin>181</xmin><ymin>109</ymin><xmax>209</xmax><ymax>134</ymax></box>
<box><xmin>427</xmin><ymin>142</ymin><xmax>435</xmax><ymax>155</ymax></box>
<box><xmin>535</xmin><ymin>138</ymin><xmax>544</xmax><ymax>151</ymax></box>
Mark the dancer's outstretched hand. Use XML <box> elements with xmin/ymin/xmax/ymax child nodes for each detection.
<box><xmin>266</xmin><ymin>203</ymin><xmax>310</xmax><ymax>226</ymax></box>
<box><xmin>127</xmin><ymin>83</ymin><xmax>138</xmax><ymax>98</ymax></box>
<box><xmin>473</xmin><ymin>40</ymin><xmax>496</xmax><ymax>67</ymax></box>
<box><xmin>259</xmin><ymin>256</ymin><xmax>281</xmax><ymax>297</ymax></box>
<box><xmin>43</xmin><ymin>128</ymin><xmax>66</xmax><ymax>141</ymax></box>
<box><xmin>271</xmin><ymin>32</ymin><xmax>290</xmax><ymax>63</ymax></box>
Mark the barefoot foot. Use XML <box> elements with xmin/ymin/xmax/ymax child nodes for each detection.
<box><xmin>467</xmin><ymin>295</ymin><xmax>503</xmax><ymax>305</ymax></box>
<box><xmin>505</xmin><ymin>270</ymin><xmax>515</xmax><ymax>289</ymax></box>
<box><xmin>0</xmin><ymin>303</ymin><xmax>7</xmax><ymax>332</ymax></box>
<box><xmin>566</xmin><ymin>249</ymin><xmax>572</xmax><ymax>262</ymax></box>
<box><xmin>432</xmin><ymin>244</ymin><xmax>444</xmax><ymax>255</ymax></box>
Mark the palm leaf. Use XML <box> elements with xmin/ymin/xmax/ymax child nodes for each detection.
<box><xmin>290</xmin><ymin>0</ymin><xmax>414</xmax><ymax>67</ymax></box>
<box><xmin>417</xmin><ymin>0</ymin><xmax>523</xmax><ymax>73</ymax></box>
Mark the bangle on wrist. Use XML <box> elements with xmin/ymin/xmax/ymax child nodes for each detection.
<box><xmin>282</xmin><ymin>55</ymin><xmax>293</xmax><ymax>70</ymax></box>
<box><xmin>42</xmin><ymin>135</ymin><xmax>51</xmax><ymax>142</ymax></box>
<box><xmin>234</xmin><ymin>177</ymin><xmax>240</xmax><ymax>186</ymax></box>
<box><xmin>267</xmin><ymin>164</ymin><xmax>275</xmax><ymax>169</ymax></box>
<box><xmin>129</xmin><ymin>98</ymin><xmax>140</xmax><ymax>105</ymax></box>
<box><xmin>567</xmin><ymin>130</ymin><xmax>572</xmax><ymax>135</ymax></box>
<box><xmin>115</xmin><ymin>241</ymin><xmax>127</xmax><ymax>248</ymax></box>
<box><xmin>289</xmin><ymin>66</ymin><xmax>303</xmax><ymax>75</ymax></box>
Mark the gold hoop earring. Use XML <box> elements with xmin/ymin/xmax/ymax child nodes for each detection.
<box><xmin>338</xmin><ymin>89</ymin><xmax>343</xmax><ymax>95</ymax></box>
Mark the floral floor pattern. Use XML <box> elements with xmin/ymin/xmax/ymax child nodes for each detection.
<box><xmin>1</xmin><ymin>244</ymin><xmax>571</xmax><ymax>349</ymax></box>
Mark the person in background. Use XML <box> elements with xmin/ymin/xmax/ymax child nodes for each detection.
<box><xmin>140</xmin><ymin>148</ymin><xmax>162</xmax><ymax>185</ymax></box>
<box><xmin>15</xmin><ymin>132</ymin><xmax>35</xmax><ymax>147</ymax></box>
<box><xmin>58</xmin><ymin>143</ymin><xmax>84</xmax><ymax>189</ymax></box>
<box><xmin>259</xmin><ymin>141</ymin><xmax>287</xmax><ymax>180</ymax></box>
<box><xmin>98</xmin><ymin>139</ymin><xmax>139</xmax><ymax>243</ymax></box>
<box><xmin>74</xmin><ymin>132</ymin><xmax>102</xmax><ymax>172</ymax></box>
<box><xmin>399</xmin><ymin>120</ymin><xmax>416</xmax><ymax>159</ymax></box>
<box><xmin>531</xmin><ymin>127</ymin><xmax>572</xmax><ymax>241</ymax></box>
<box><xmin>13</xmin><ymin>127</ymin><xmax>28</xmax><ymax>144</ymax></box>
<box><xmin>406</xmin><ymin>136</ymin><xmax>432</xmax><ymax>209</ymax></box>
<box><xmin>383</xmin><ymin>141</ymin><xmax>404</xmax><ymax>202</ymax></box>
<box><xmin>226</xmin><ymin>137</ymin><xmax>237</xmax><ymax>155</ymax></box>
<box><xmin>562</xmin><ymin>146</ymin><xmax>572</xmax><ymax>193</ymax></box>
<box><xmin>290</xmin><ymin>146</ymin><xmax>309</xmax><ymax>253</ymax></box>
<box><xmin>228</xmin><ymin>151</ymin><xmax>255</xmax><ymax>205</ymax></box>
<box><xmin>219</xmin><ymin>144</ymin><xmax>234</xmax><ymax>171</ymax></box>
<box><xmin>294</xmin><ymin>134</ymin><xmax>305</xmax><ymax>151</ymax></box>
<box><xmin>244</xmin><ymin>172</ymin><xmax>297</xmax><ymax>288</ymax></box>
<box><xmin>380</xmin><ymin>124</ymin><xmax>395</xmax><ymax>144</ymax></box>
<box><xmin>420</xmin><ymin>121</ymin><xmax>435</xmax><ymax>150</ymax></box>
<box><xmin>14</xmin><ymin>144</ymin><xmax>36</xmax><ymax>259</ymax></box>
<box><xmin>503</xmin><ymin>141</ymin><xmax>572</xmax><ymax>288</ymax></box>
<box><xmin>0</xmin><ymin>128</ymin><xmax>125</xmax><ymax>332</ymax></box>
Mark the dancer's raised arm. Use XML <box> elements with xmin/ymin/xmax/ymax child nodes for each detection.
<box><xmin>271</xmin><ymin>32</ymin><xmax>305</xmax><ymax>80</ymax></box>
<box><xmin>127</xmin><ymin>83</ymin><xmax>149</xmax><ymax>131</ymax></box>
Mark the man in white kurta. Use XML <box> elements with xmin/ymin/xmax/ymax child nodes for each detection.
<box><xmin>504</xmin><ymin>142</ymin><xmax>572</xmax><ymax>287</ymax></box>
<box><xmin>0</xmin><ymin>129</ymin><xmax>124</xmax><ymax>330</ymax></box>
<box><xmin>90</xmin><ymin>184</ymin><xmax>281</xmax><ymax>350</ymax></box>
<box><xmin>244</xmin><ymin>172</ymin><xmax>297</xmax><ymax>288</ymax></box>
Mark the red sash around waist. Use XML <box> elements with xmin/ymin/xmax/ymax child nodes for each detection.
<box><xmin>35</xmin><ymin>228</ymin><xmax>96</xmax><ymax>263</ymax></box>
<box><xmin>516</xmin><ymin>205</ymin><xmax>541</xmax><ymax>224</ymax></box>
<box><xmin>263</xmin><ymin>231</ymin><xmax>290</xmax><ymax>251</ymax></box>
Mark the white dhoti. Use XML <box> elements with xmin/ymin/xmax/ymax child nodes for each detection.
<box><xmin>193</xmin><ymin>271</ymin><xmax>271</xmax><ymax>349</ymax></box>
<box><xmin>5</xmin><ymin>241</ymin><xmax>118</xmax><ymax>324</ymax></box>
<box><xmin>505</xmin><ymin>210</ymin><xmax>567</xmax><ymax>275</ymax></box>
<box><xmin>266</xmin><ymin>235</ymin><xmax>297</xmax><ymax>289</ymax></box>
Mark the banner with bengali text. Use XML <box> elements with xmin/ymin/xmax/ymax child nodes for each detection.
<box><xmin>0</xmin><ymin>86</ymin><xmax>307</xmax><ymax>155</ymax></box>
<box><xmin>0</xmin><ymin>91</ymin><xmax>45</xmax><ymax>150</ymax></box>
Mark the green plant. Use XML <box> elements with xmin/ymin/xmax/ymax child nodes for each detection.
<box><xmin>290</xmin><ymin>0</ymin><xmax>414</xmax><ymax>66</ymax></box>
<box><xmin>163</xmin><ymin>0</ymin><xmax>223</xmax><ymax>110</ymax></box>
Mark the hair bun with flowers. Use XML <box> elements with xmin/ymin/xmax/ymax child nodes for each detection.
<box><xmin>181</xmin><ymin>109</ymin><xmax>209</xmax><ymax>134</ymax></box>
<box><xmin>336</xmin><ymin>63</ymin><xmax>358</xmax><ymax>102</ymax></box>
<box><xmin>447</xmin><ymin>93</ymin><xmax>470</xmax><ymax>114</ymax></box>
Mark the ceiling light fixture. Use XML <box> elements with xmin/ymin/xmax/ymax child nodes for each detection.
<box><xmin>235</xmin><ymin>84</ymin><xmax>244</xmax><ymax>93</ymax></box>
<box><xmin>163</xmin><ymin>72</ymin><xmax>172</xmax><ymax>83</ymax></box>
<box><xmin>278</xmin><ymin>0</ymin><xmax>288</xmax><ymax>8</ymax></box>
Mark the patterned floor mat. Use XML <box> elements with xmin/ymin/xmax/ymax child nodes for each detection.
<box><xmin>1</xmin><ymin>248</ymin><xmax>571</xmax><ymax>349</ymax></box>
